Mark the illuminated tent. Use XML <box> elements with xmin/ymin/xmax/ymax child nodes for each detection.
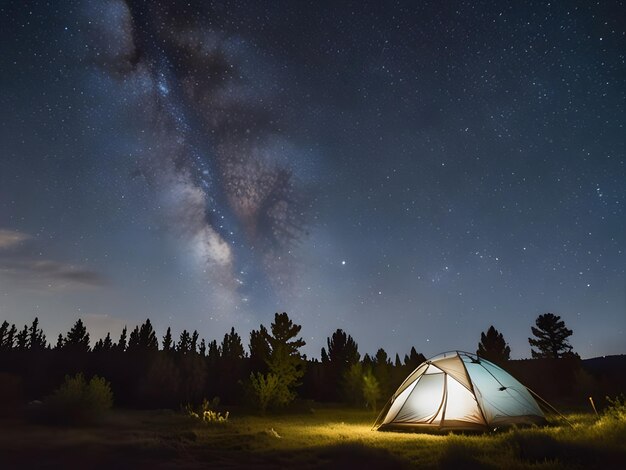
<box><xmin>374</xmin><ymin>351</ymin><xmax>546</xmax><ymax>432</ymax></box>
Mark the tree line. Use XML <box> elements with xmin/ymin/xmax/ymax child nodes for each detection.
<box><xmin>0</xmin><ymin>312</ymin><xmax>576</xmax><ymax>411</ymax></box>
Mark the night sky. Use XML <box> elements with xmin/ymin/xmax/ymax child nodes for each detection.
<box><xmin>1</xmin><ymin>1</ymin><xmax>624</xmax><ymax>360</ymax></box>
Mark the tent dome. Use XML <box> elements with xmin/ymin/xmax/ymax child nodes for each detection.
<box><xmin>374</xmin><ymin>351</ymin><xmax>546</xmax><ymax>432</ymax></box>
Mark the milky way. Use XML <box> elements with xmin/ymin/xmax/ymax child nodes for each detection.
<box><xmin>83</xmin><ymin>0</ymin><xmax>311</xmax><ymax>310</ymax></box>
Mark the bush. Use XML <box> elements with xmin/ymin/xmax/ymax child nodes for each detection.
<box><xmin>362</xmin><ymin>369</ymin><xmax>382</xmax><ymax>411</ymax></box>
<box><xmin>249</xmin><ymin>372</ymin><xmax>281</xmax><ymax>413</ymax></box>
<box><xmin>183</xmin><ymin>397</ymin><xmax>229</xmax><ymax>425</ymax></box>
<box><xmin>43</xmin><ymin>373</ymin><xmax>113</xmax><ymax>424</ymax></box>
<box><xmin>603</xmin><ymin>394</ymin><xmax>626</xmax><ymax>421</ymax></box>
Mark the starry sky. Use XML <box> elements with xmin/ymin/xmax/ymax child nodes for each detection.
<box><xmin>1</xmin><ymin>0</ymin><xmax>624</xmax><ymax>360</ymax></box>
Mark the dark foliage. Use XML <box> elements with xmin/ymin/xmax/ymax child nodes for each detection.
<box><xmin>162</xmin><ymin>327</ymin><xmax>174</xmax><ymax>352</ymax></box>
<box><xmin>2</xmin><ymin>314</ymin><xmax>605</xmax><ymax>412</ymax></box>
<box><xmin>477</xmin><ymin>325</ymin><xmax>511</xmax><ymax>364</ymax></box>
<box><xmin>320</xmin><ymin>329</ymin><xmax>360</xmax><ymax>401</ymax></box>
<box><xmin>62</xmin><ymin>319</ymin><xmax>90</xmax><ymax>353</ymax></box>
<box><xmin>249</xmin><ymin>325</ymin><xmax>271</xmax><ymax>374</ymax></box>
<box><xmin>127</xmin><ymin>319</ymin><xmax>158</xmax><ymax>352</ymax></box>
<box><xmin>529</xmin><ymin>313</ymin><xmax>575</xmax><ymax>359</ymax></box>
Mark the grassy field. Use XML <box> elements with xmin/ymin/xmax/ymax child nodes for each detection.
<box><xmin>1</xmin><ymin>405</ymin><xmax>625</xmax><ymax>469</ymax></box>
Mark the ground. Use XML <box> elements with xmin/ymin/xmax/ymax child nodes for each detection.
<box><xmin>0</xmin><ymin>406</ymin><xmax>624</xmax><ymax>469</ymax></box>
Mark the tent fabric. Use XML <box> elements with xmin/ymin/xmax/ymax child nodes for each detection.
<box><xmin>374</xmin><ymin>351</ymin><xmax>546</xmax><ymax>432</ymax></box>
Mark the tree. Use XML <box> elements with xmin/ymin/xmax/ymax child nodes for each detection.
<box><xmin>394</xmin><ymin>353</ymin><xmax>402</xmax><ymax>368</ymax></box>
<box><xmin>477</xmin><ymin>325</ymin><xmax>511</xmax><ymax>364</ymax></box>
<box><xmin>93</xmin><ymin>333</ymin><xmax>113</xmax><ymax>352</ymax></box>
<box><xmin>362</xmin><ymin>368</ymin><xmax>382</xmax><ymax>411</ymax></box>
<box><xmin>403</xmin><ymin>347</ymin><xmax>426</xmax><ymax>370</ymax></box>
<box><xmin>221</xmin><ymin>327</ymin><xmax>245</xmax><ymax>360</ymax></box>
<box><xmin>63</xmin><ymin>319</ymin><xmax>90</xmax><ymax>352</ymax></box>
<box><xmin>191</xmin><ymin>330</ymin><xmax>199</xmax><ymax>354</ymax></box>
<box><xmin>528</xmin><ymin>313</ymin><xmax>575</xmax><ymax>359</ymax></box>
<box><xmin>255</xmin><ymin>312</ymin><xmax>306</xmax><ymax>409</ymax></box>
<box><xmin>138</xmin><ymin>319</ymin><xmax>159</xmax><ymax>351</ymax></box>
<box><xmin>128</xmin><ymin>326</ymin><xmax>140</xmax><ymax>350</ymax></box>
<box><xmin>127</xmin><ymin>319</ymin><xmax>158</xmax><ymax>352</ymax></box>
<box><xmin>117</xmin><ymin>326</ymin><xmax>127</xmax><ymax>352</ymax></box>
<box><xmin>207</xmin><ymin>339</ymin><xmax>220</xmax><ymax>363</ymax></box>
<box><xmin>321</xmin><ymin>328</ymin><xmax>360</xmax><ymax>401</ymax></box>
<box><xmin>249</xmin><ymin>326</ymin><xmax>271</xmax><ymax>373</ymax></box>
<box><xmin>177</xmin><ymin>329</ymin><xmax>193</xmax><ymax>354</ymax></box>
<box><xmin>373</xmin><ymin>348</ymin><xmax>393</xmax><ymax>397</ymax></box>
<box><xmin>16</xmin><ymin>325</ymin><xmax>29</xmax><ymax>350</ymax></box>
<box><xmin>249</xmin><ymin>372</ymin><xmax>280</xmax><ymax>414</ymax></box>
<box><xmin>0</xmin><ymin>321</ymin><xmax>16</xmax><ymax>350</ymax></box>
<box><xmin>28</xmin><ymin>317</ymin><xmax>47</xmax><ymax>350</ymax></box>
<box><xmin>343</xmin><ymin>362</ymin><xmax>365</xmax><ymax>406</ymax></box>
<box><xmin>322</xmin><ymin>329</ymin><xmax>360</xmax><ymax>367</ymax></box>
<box><xmin>102</xmin><ymin>332</ymin><xmax>113</xmax><ymax>350</ymax></box>
<box><xmin>162</xmin><ymin>327</ymin><xmax>174</xmax><ymax>352</ymax></box>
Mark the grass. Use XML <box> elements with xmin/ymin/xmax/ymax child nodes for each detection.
<box><xmin>0</xmin><ymin>406</ymin><xmax>624</xmax><ymax>468</ymax></box>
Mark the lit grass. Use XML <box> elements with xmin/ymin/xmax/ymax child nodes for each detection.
<box><xmin>184</xmin><ymin>407</ymin><xmax>625</xmax><ymax>468</ymax></box>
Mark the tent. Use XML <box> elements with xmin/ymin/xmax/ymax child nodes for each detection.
<box><xmin>374</xmin><ymin>351</ymin><xmax>546</xmax><ymax>432</ymax></box>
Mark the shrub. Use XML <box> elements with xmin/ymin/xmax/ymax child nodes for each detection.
<box><xmin>249</xmin><ymin>372</ymin><xmax>280</xmax><ymax>413</ymax></box>
<box><xmin>44</xmin><ymin>373</ymin><xmax>113</xmax><ymax>424</ymax></box>
<box><xmin>362</xmin><ymin>369</ymin><xmax>382</xmax><ymax>411</ymax></box>
<box><xmin>603</xmin><ymin>394</ymin><xmax>626</xmax><ymax>421</ymax></box>
<box><xmin>183</xmin><ymin>397</ymin><xmax>229</xmax><ymax>425</ymax></box>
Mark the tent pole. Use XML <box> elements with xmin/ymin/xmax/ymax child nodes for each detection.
<box><xmin>525</xmin><ymin>387</ymin><xmax>574</xmax><ymax>428</ymax></box>
<box><xmin>457</xmin><ymin>354</ymin><xmax>490</xmax><ymax>430</ymax></box>
<box><xmin>371</xmin><ymin>396</ymin><xmax>393</xmax><ymax>430</ymax></box>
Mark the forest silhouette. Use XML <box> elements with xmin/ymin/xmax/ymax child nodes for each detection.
<box><xmin>0</xmin><ymin>313</ymin><xmax>623</xmax><ymax>413</ymax></box>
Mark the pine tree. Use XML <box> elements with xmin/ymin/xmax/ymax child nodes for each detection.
<box><xmin>249</xmin><ymin>325</ymin><xmax>271</xmax><ymax>373</ymax></box>
<box><xmin>403</xmin><ymin>347</ymin><xmax>426</xmax><ymax>370</ymax></box>
<box><xmin>362</xmin><ymin>353</ymin><xmax>373</xmax><ymax>368</ymax></box>
<box><xmin>191</xmin><ymin>330</ymin><xmax>199</xmax><ymax>354</ymax></box>
<box><xmin>394</xmin><ymin>353</ymin><xmax>402</xmax><ymax>368</ymax></box>
<box><xmin>64</xmin><ymin>319</ymin><xmax>90</xmax><ymax>352</ymax></box>
<box><xmin>262</xmin><ymin>312</ymin><xmax>306</xmax><ymax>407</ymax></box>
<box><xmin>127</xmin><ymin>319</ymin><xmax>158</xmax><ymax>352</ymax></box>
<box><xmin>221</xmin><ymin>327</ymin><xmax>245</xmax><ymax>360</ymax></box>
<box><xmin>529</xmin><ymin>313</ymin><xmax>575</xmax><ymax>359</ymax></box>
<box><xmin>94</xmin><ymin>332</ymin><xmax>113</xmax><ymax>352</ymax></box>
<box><xmin>55</xmin><ymin>333</ymin><xmax>64</xmax><ymax>349</ymax></box>
<box><xmin>138</xmin><ymin>319</ymin><xmax>158</xmax><ymax>351</ymax></box>
<box><xmin>477</xmin><ymin>325</ymin><xmax>511</xmax><ymax>364</ymax></box>
<box><xmin>323</xmin><ymin>329</ymin><xmax>360</xmax><ymax>366</ymax></box>
<box><xmin>321</xmin><ymin>328</ymin><xmax>360</xmax><ymax>401</ymax></box>
<box><xmin>16</xmin><ymin>325</ymin><xmax>29</xmax><ymax>350</ymax></box>
<box><xmin>28</xmin><ymin>317</ymin><xmax>47</xmax><ymax>350</ymax></box>
<box><xmin>198</xmin><ymin>338</ymin><xmax>206</xmax><ymax>356</ymax></box>
<box><xmin>117</xmin><ymin>326</ymin><xmax>127</xmax><ymax>352</ymax></box>
<box><xmin>207</xmin><ymin>339</ymin><xmax>221</xmax><ymax>363</ymax></box>
<box><xmin>127</xmin><ymin>326</ymin><xmax>140</xmax><ymax>350</ymax></box>
<box><xmin>102</xmin><ymin>332</ymin><xmax>113</xmax><ymax>350</ymax></box>
<box><xmin>162</xmin><ymin>327</ymin><xmax>174</xmax><ymax>352</ymax></box>
<box><xmin>320</xmin><ymin>347</ymin><xmax>329</xmax><ymax>363</ymax></box>
<box><xmin>373</xmin><ymin>348</ymin><xmax>392</xmax><ymax>397</ymax></box>
<box><xmin>0</xmin><ymin>321</ymin><xmax>15</xmax><ymax>350</ymax></box>
<box><xmin>177</xmin><ymin>329</ymin><xmax>192</xmax><ymax>354</ymax></box>
<box><xmin>374</xmin><ymin>348</ymin><xmax>390</xmax><ymax>366</ymax></box>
